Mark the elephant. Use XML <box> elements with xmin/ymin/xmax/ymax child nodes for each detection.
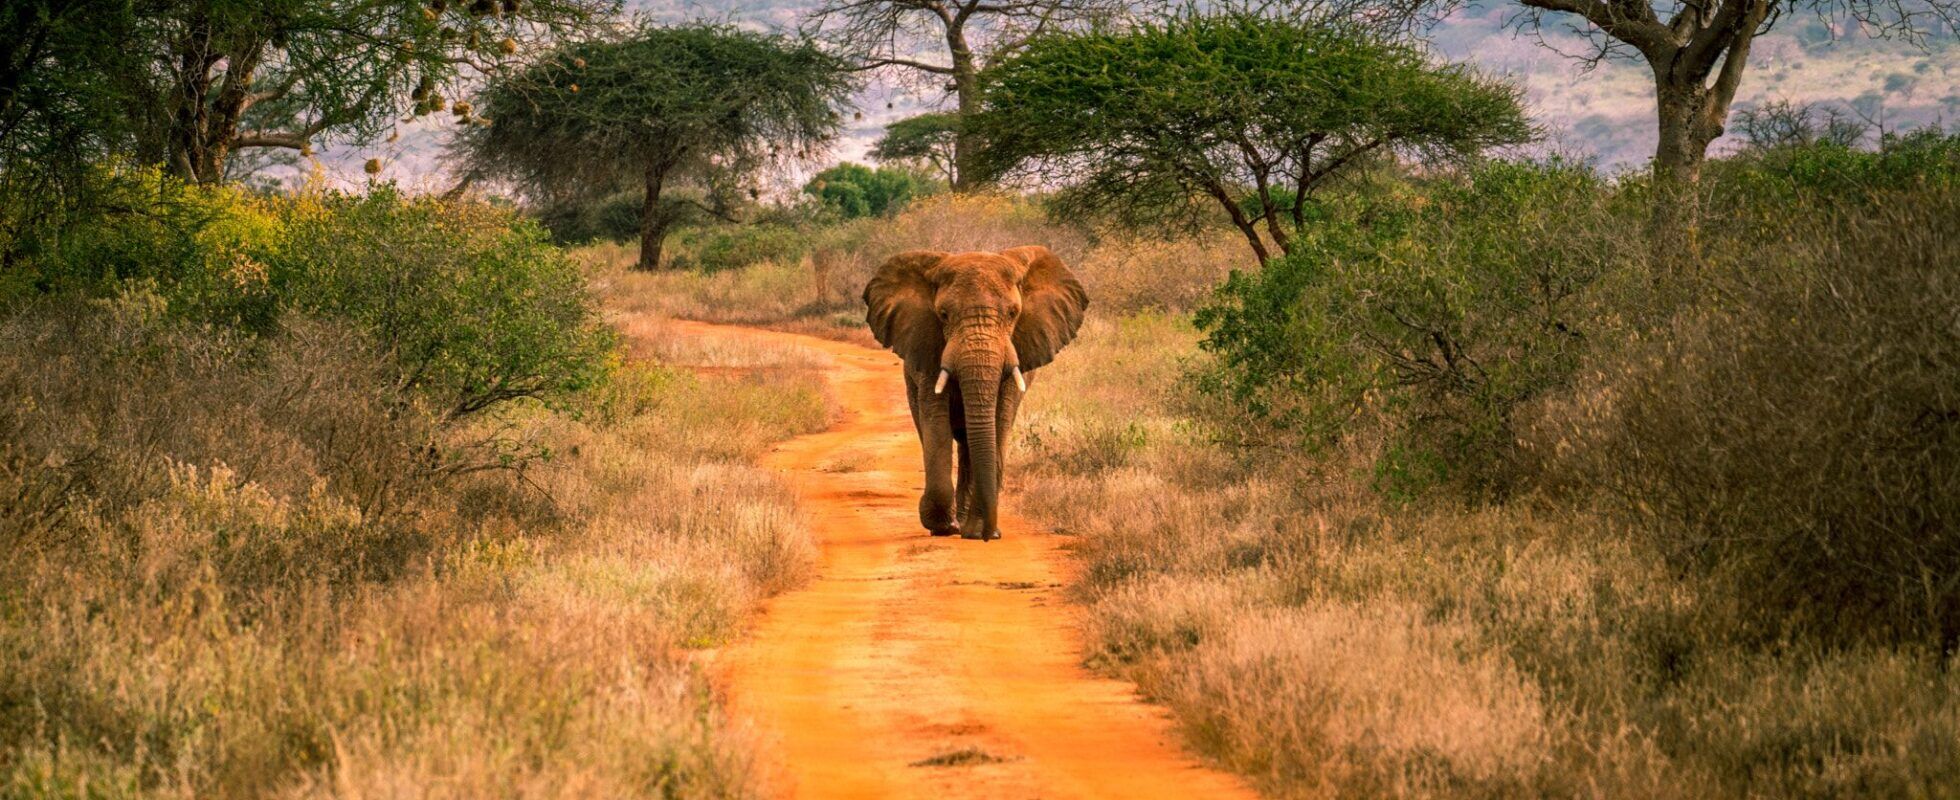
<box><xmin>863</xmin><ymin>246</ymin><xmax>1088</xmax><ymax>541</ymax></box>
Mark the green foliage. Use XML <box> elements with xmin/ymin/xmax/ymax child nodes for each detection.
<box><xmin>272</xmin><ymin>186</ymin><xmax>615</xmax><ymax>417</ymax></box>
<box><xmin>535</xmin><ymin>191</ymin><xmax>644</xmax><ymax>244</ymax></box>
<box><xmin>0</xmin><ymin>0</ymin><xmax>614</xmax><ymax>185</ymax></box>
<box><xmin>458</xmin><ymin>22</ymin><xmax>851</xmax><ymax>268</ymax></box>
<box><xmin>871</xmin><ymin>112</ymin><xmax>961</xmax><ymax>182</ymax></box>
<box><xmin>1708</xmin><ymin>124</ymin><xmax>1960</xmax><ymax>212</ymax></box>
<box><xmin>9</xmin><ymin>169</ymin><xmax>287</xmax><ymax>330</ymax></box>
<box><xmin>1195</xmin><ymin>160</ymin><xmax>1636</xmax><ymax>497</ymax></box>
<box><xmin>974</xmin><ymin>12</ymin><xmax>1531</xmax><ymax>262</ymax></box>
<box><xmin>1196</xmin><ymin>136</ymin><xmax>1960</xmax><ymax>643</ymax></box>
<box><xmin>669</xmin><ymin>224</ymin><xmax>812</xmax><ymax>274</ymax></box>
<box><xmin>7</xmin><ymin>172</ymin><xmax>613</xmax><ymax>419</ymax></box>
<box><xmin>463</xmin><ymin>23</ymin><xmax>850</xmax><ymax>200</ymax></box>
<box><xmin>803</xmin><ymin>162</ymin><xmax>931</xmax><ymax>219</ymax></box>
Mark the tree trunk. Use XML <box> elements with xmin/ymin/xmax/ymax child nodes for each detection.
<box><xmin>167</xmin><ymin>24</ymin><xmax>218</xmax><ymax>183</ymax></box>
<box><xmin>165</xmin><ymin>21</ymin><xmax>265</xmax><ymax>185</ymax></box>
<box><xmin>636</xmin><ymin>160</ymin><xmax>673</xmax><ymax>271</ymax></box>
<box><xmin>947</xmin><ymin>24</ymin><xmax>981</xmax><ymax>191</ymax></box>
<box><xmin>1650</xmin><ymin>80</ymin><xmax>1709</xmax><ymax>260</ymax></box>
<box><xmin>1653</xmin><ymin>83</ymin><xmax>1710</xmax><ymax>189</ymax></box>
<box><xmin>1646</xmin><ymin>2</ymin><xmax>1762</xmax><ymax>267</ymax></box>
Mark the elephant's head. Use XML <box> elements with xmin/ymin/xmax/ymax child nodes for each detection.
<box><xmin>863</xmin><ymin>246</ymin><xmax>1088</xmax><ymax>537</ymax></box>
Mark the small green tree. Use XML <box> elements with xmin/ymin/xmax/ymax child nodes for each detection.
<box><xmin>972</xmin><ymin>13</ymin><xmax>1531</xmax><ymax>263</ymax></box>
<box><xmin>871</xmin><ymin>112</ymin><xmax>961</xmax><ymax>184</ymax></box>
<box><xmin>457</xmin><ymin>24</ymin><xmax>851</xmax><ymax>270</ymax></box>
<box><xmin>804</xmin><ymin>162</ymin><xmax>929</xmax><ymax>218</ymax></box>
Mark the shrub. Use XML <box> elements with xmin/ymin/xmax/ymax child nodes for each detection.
<box><xmin>1528</xmin><ymin>187</ymin><xmax>1960</xmax><ymax>645</ymax></box>
<box><xmin>17</xmin><ymin>168</ymin><xmax>287</xmax><ymax>330</ymax></box>
<box><xmin>1073</xmin><ymin>231</ymin><xmax>1242</xmax><ymax>315</ymax></box>
<box><xmin>8</xmin><ymin>174</ymin><xmax>615</xmax><ymax>422</ymax></box>
<box><xmin>1705</xmin><ymin>124</ymin><xmax>1960</xmax><ymax>222</ymax></box>
<box><xmin>0</xmin><ymin>296</ymin><xmax>441</xmax><ymax>594</ymax></box>
<box><xmin>534</xmin><ymin>191</ymin><xmax>643</xmax><ymax>245</ymax></box>
<box><xmin>0</xmin><ymin>292</ymin><xmax>822</xmax><ymax>797</ymax></box>
<box><xmin>668</xmin><ymin>223</ymin><xmax>812</xmax><ymax>273</ymax></box>
<box><xmin>271</xmin><ymin>187</ymin><xmax>616</xmax><ymax>419</ymax></box>
<box><xmin>803</xmin><ymin>162</ymin><xmax>933</xmax><ymax>219</ymax></box>
<box><xmin>1194</xmin><ymin>161</ymin><xmax>1643</xmax><ymax>498</ymax></box>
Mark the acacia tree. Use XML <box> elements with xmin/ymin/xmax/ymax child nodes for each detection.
<box><xmin>871</xmin><ymin>112</ymin><xmax>961</xmax><ymax>184</ymax></box>
<box><xmin>1387</xmin><ymin>0</ymin><xmax>1959</xmax><ymax>239</ymax></box>
<box><xmin>0</xmin><ymin>0</ymin><xmax>147</xmax><ymax>190</ymax></box>
<box><xmin>802</xmin><ymin>0</ymin><xmax>1119</xmax><ymax>189</ymax></box>
<box><xmin>458</xmin><ymin>24</ymin><xmax>851</xmax><ymax>271</ymax></box>
<box><xmin>972</xmin><ymin>13</ymin><xmax>1531</xmax><ymax>264</ymax></box>
<box><xmin>89</xmin><ymin>0</ymin><xmax>614</xmax><ymax>184</ymax></box>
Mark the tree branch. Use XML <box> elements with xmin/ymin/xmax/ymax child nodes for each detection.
<box><xmin>1519</xmin><ymin>0</ymin><xmax>1677</xmax><ymax>59</ymax></box>
<box><xmin>233</xmin><ymin>116</ymin><xmax>331</xmax><ymax>149</ymax></box>
<box><xmin>846</xmin><ymin>56</ymin><xmax>957</xmax><ymax>74</ymax></box>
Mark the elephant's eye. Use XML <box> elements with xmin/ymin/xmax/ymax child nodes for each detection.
<box><xmin>1007</xmin><ymin>305</ymin><xmax>1021</xmax><ymax>317</ymax></box>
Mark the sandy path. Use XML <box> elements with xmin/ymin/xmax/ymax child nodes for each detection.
<box><xmin>655</xmin><ymin>320</ymin><xmax>1255</xmax><ymax>800</ymax></box>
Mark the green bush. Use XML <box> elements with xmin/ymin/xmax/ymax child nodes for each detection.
<box><xmin>802</xmin><ymin>162</ymin><xmax>932</xmax><ymax>219</ymax></box>
<box><xmin>534</xmin><ymin>191</ymin><xmax>643</xmax><ymax>245</ymax></box>
<box><xmin>1528</xmin><ymin>187</ymin><xmax>1960</xmax><ymax>645</ymax></box>
<box><xmin>6</xmin><ymin>172</ymin><xmax>615</xmax><ymax>421</ymax></box>
<box><xmin>11</xmin><ymin>169</ymin><xmax>286</xmax><ymax>330</ymax></box>
<box><xmin>1706</xmin><ymin>125</ymin><xmax>1960</xmax><ymax>222</ymax></box>
<box><xmin>271</xmin><ymin>187</ymin><xmax>616</xmax><ymax>419</ymax></box>
<box><xmin>1194</xmin><ymin>161</ymin><xmax>1642</xmax><ymax>498</ymax></box>
<box><xmin>668</xmin><ymin>223</ymin><xmax>811</xmax><ymax>273</ymax></box>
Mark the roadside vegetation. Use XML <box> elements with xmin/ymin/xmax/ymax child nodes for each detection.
<box><xmin>1020</xmin><ymin>124</ymin><xmax>1960</xmax><ymax>797</ymax></box>
<box><xmin>7</xmin><ymin>0</ymin><xmax>1956</xmax><ymax>795</ymax></box>
<box><xmin>0</xmin><ymin>171</ymin><xmax>827</xmax><ymax>796</ymax></box>
<box><xmin>622</xmin><ymin>111</ymin><xmax>1960</xmax><ymax>797</ymax></box>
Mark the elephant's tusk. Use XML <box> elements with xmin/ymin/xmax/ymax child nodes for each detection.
<box><xmin>933</xmin><ymin>369</ymin><xmax>950</xmax><ymax>394</ymax></box>
<box><xmin>1011</xmin><ymin>365</ymin><xmax>1027</xmax><ymax>392</ymax></box>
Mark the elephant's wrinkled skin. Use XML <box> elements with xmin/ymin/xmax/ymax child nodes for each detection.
<box><xmin>862</xmin><ymin>246</ymin><xmax>1088</xmax><ymax>540</ymax></box>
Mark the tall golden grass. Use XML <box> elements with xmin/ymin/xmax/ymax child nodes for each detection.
<box><xmin>1</xmin><ymin>289</ymin><xmax>828</xmax><ymax>797</ymax></box>
<box><xmin>1016</xmin><ymin>313</ymin><xmax>1960</xmax><ymax>799</ymax></box>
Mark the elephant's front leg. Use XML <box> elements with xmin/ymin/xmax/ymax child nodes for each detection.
<box><xmin>954</xmin><ymin>429</ymin><xmax>974</xmax><ymax>521</ymax></box>
<box><xmin>991</xmin><ymin>376</ymin><xmax>1027</xmax><ymax>515</ymax></box>
<box><xmin>913</xmin><ymin>371</ymin><xmax>960</xmax><ymax>537</ymax></box>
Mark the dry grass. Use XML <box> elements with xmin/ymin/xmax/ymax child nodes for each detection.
<box><xmin>576</xmin><ymin>194</ymin><xmax>1237</xmax><ymax>351</ymax></box>
<box><xmin>1014</xmin><ymin>313</ymin><xmax>1960</xmax><ymax>799</ymax></box>
<box><xmin>0</xmin><ymin>291</ymin><xmax>828</xmax><ymax>797</ymax></box>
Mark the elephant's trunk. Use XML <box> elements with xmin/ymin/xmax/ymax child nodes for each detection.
<box><xmin>956</xmin><ymin>360</ymin><xmax>1004</xmax><ymax>540</ymax></box>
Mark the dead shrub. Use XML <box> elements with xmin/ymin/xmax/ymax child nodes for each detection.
<box><xmin>1074</xmin><ymin>231</ymin><xmax>1243</xmax><ymax>314</ymax></box>
<box><xmin>0</xmin><ymin>296</ymin><xmax>441</xmax><ymax>597</ymax></box>
<box><xmin>1528</xmin><ymin>187</ymin><xmax>1960</xmax><ymax>645</ymax></box>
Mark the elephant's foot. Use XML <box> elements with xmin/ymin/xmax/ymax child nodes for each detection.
<box><xmin>920</xmin><ymin>494</ymin><xmax>958</xmax><ymax>536</ymax></box>
<box><xmin>959</xmin><ymin>525</ymin><xmax>1002</xmax><ymax>541</ymax></box>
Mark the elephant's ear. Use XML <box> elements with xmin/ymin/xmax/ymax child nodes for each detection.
<box><xmin>863</xmin><ymin>250</ymin><xmax>947</xmax><ymax>371</ymax></box>
<box><xmin>1004</xmin><ymin>245</ymin><xmax>1088</xmax><ymax>371</ymax></box>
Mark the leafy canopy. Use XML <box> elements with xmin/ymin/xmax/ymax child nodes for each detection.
<box><xmin>871</xmin><ymin>112</ymin><xmax>962</xmax><ymax>184</ymax></box>
<box><xmin>972</xmin><ymin>13</ymin><xmax>1532</xmax><ymax>263</ymax></box>
<box><xmin>804</xmin><ymin>162</ymin><xmax>932</xmax><ymax>219</ymax></box>
<box><xmin>0</xmin><ymin>0</ymin><xmax>613</xmax><ymax>186</ymax></box>
<box><xmin>458</xmin><ymin>23</ymin><xmax>852</xmax><ymax>206</ymax></box>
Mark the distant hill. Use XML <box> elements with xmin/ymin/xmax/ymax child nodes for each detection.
<box><xmin>313</xmin><ymin>1</ymin><xmax>1957</xmax><ymax>188</ymax></box>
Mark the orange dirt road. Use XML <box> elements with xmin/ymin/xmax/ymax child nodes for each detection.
<box><xmin>659</xmin><ymin>320</ymin><xmax>1256</xmax><ymax>800</ymax></box>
